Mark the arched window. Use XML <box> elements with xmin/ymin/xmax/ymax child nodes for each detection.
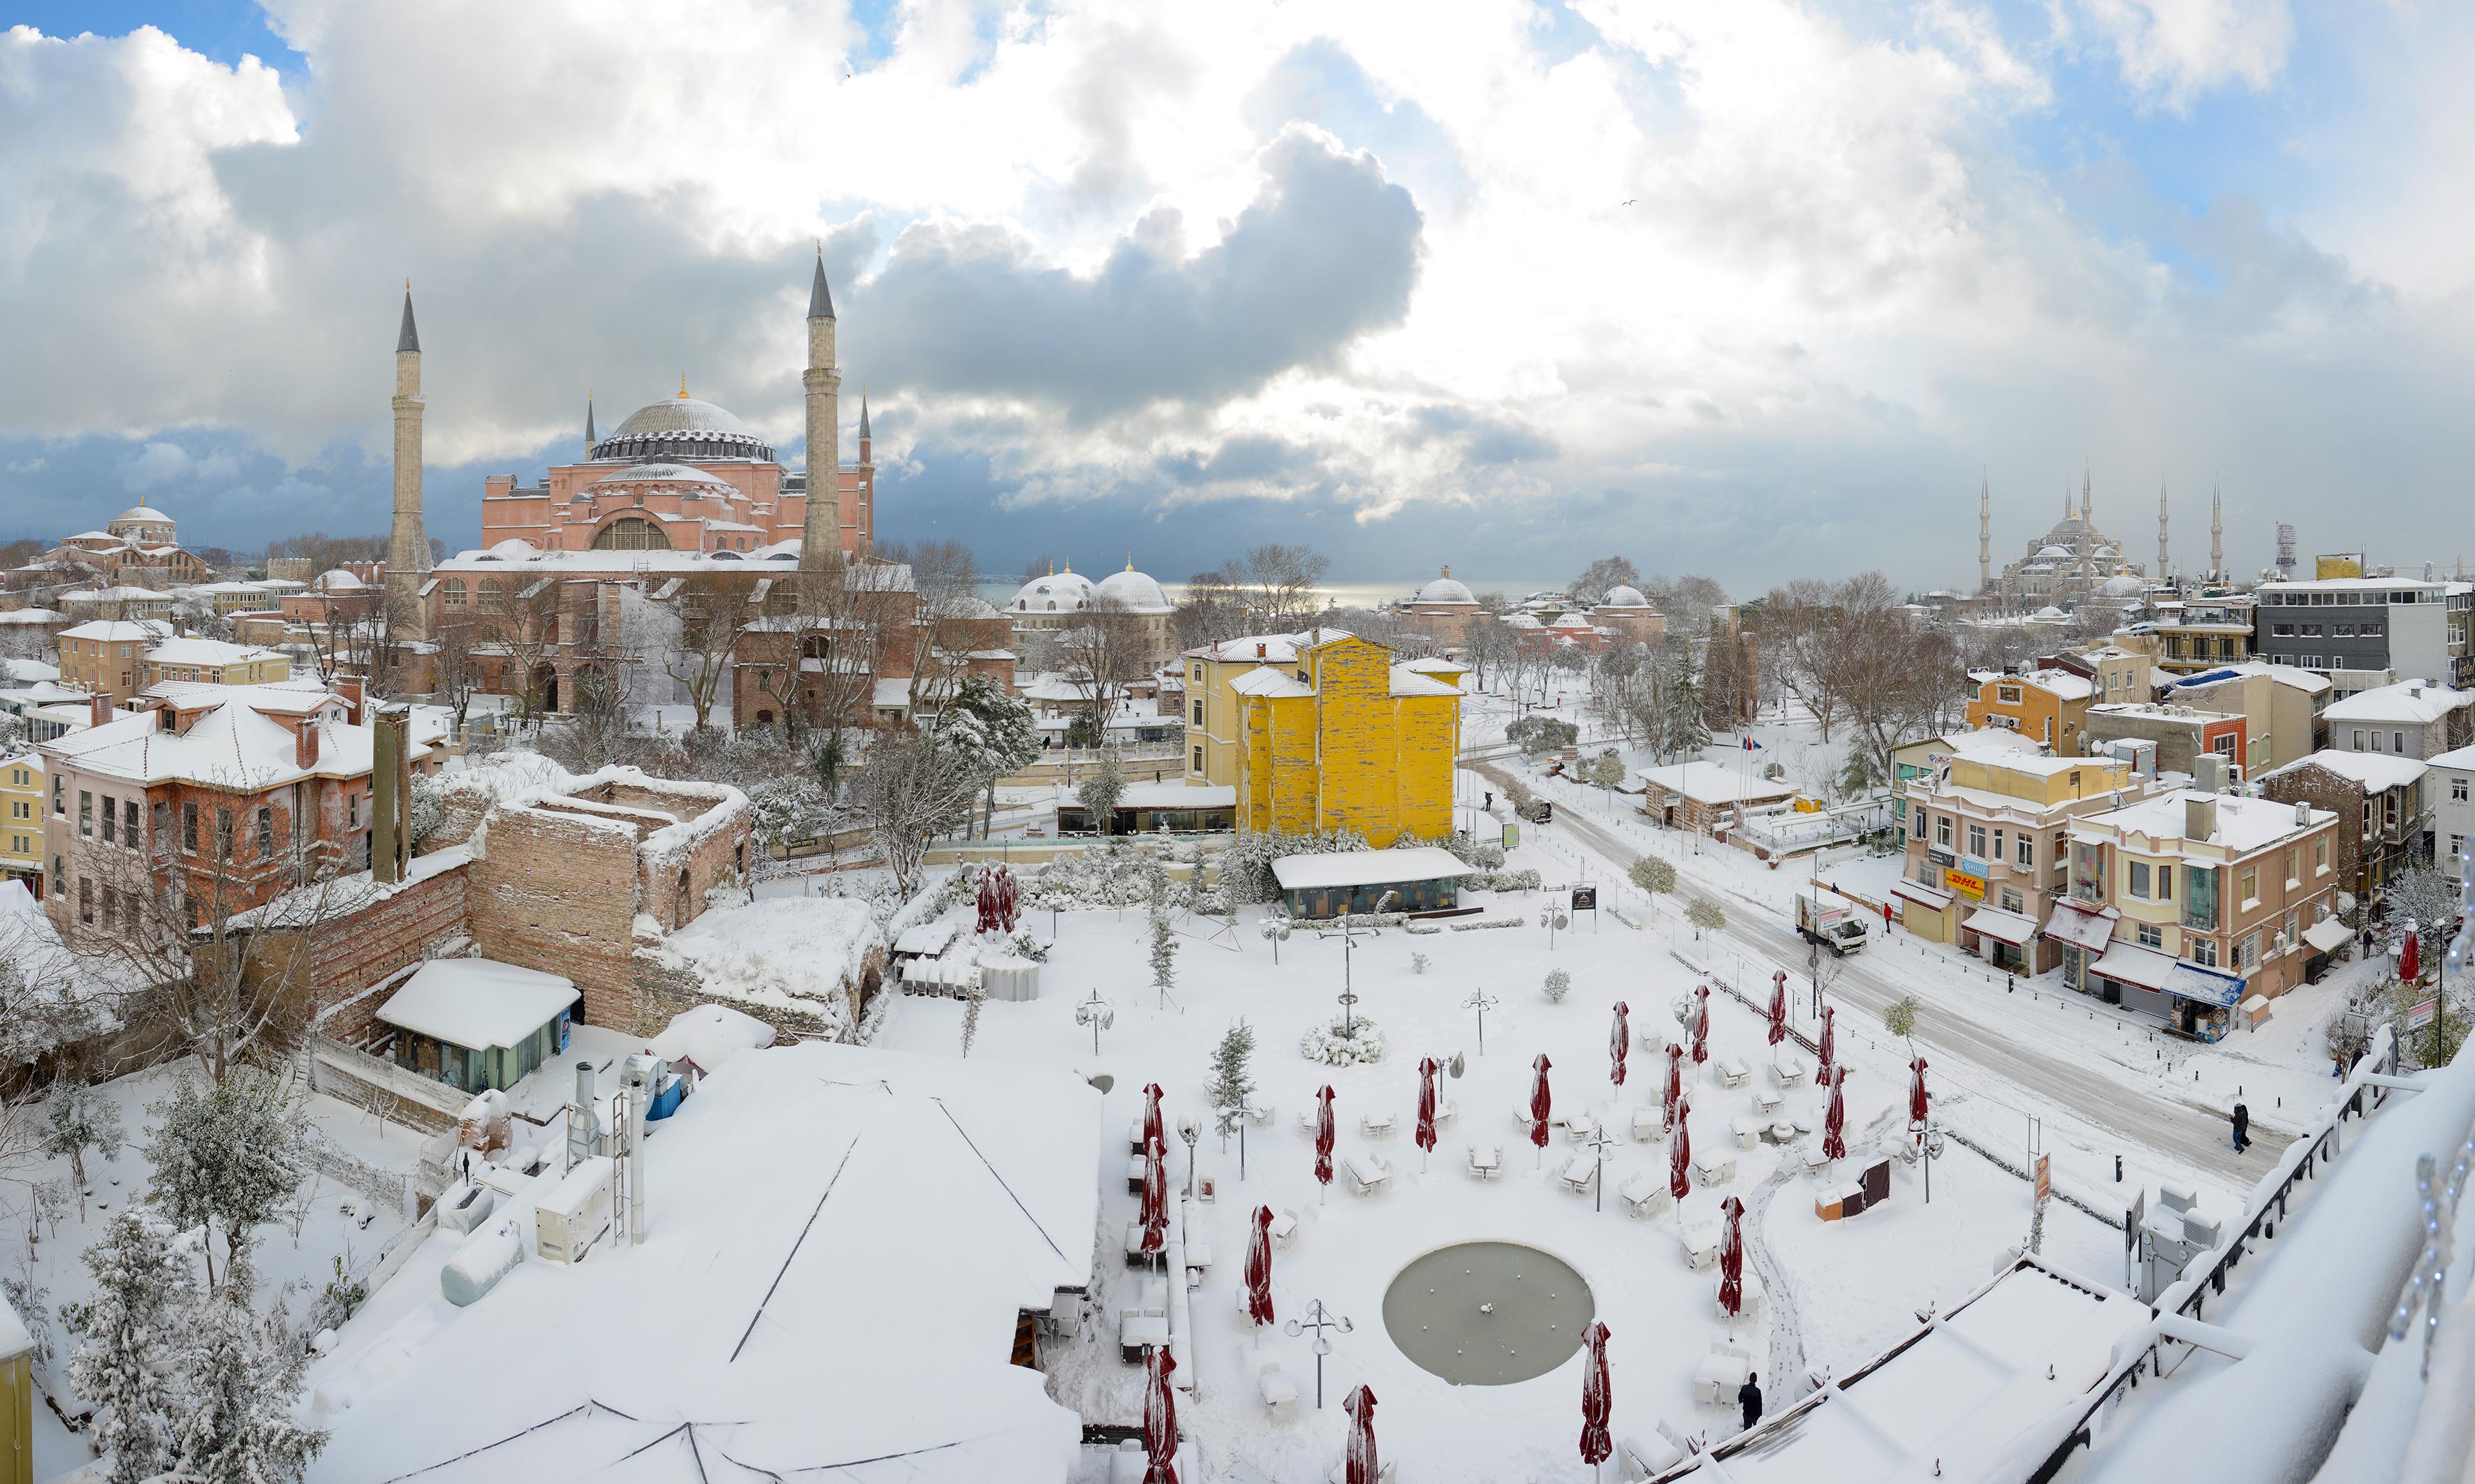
<box><xmin>478</xmin><ymin>578</ymin><xmax>504</xmax><ymax>612</ymax></box>
<box><xmin>592</xmin><ymin>517</ymin><xmax>671</xmax><ymax>551</ymax></box>
<box><xmin>442</xmin><ymin>578</ymin><xmax>467</xmax><ymax>608</ymax></box>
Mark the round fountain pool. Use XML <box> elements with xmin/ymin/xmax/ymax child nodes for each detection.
<box><xmin>1382</xmin><ymin>1242</ymin><xmax>1595</xmax><ymax>1385</ymax></box>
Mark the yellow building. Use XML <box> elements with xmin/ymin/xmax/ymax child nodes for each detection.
<box><xmin>1182</xmin><ymin>631</ymin><xmax>1462</xmax><ymax>846</ymax></box>
<box><xmin>1</xmin><ymin>752</ymin><xmax>40</xmax><ymax>897</ymax></box>
<box><xmin>140</xmin><ymin>636</ymin><xmax>291</xmax><ymax>689</ymax></box>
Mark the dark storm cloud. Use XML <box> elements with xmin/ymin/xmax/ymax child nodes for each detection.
<box><xmin>856</xmin><ymin>131</ymin><xmax>1422</xmax><ymax>420</ymax></box>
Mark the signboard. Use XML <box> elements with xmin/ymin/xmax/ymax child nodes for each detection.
<box><xmin>2033</xmin><ymin>1153</ymin><xmax>2052</xmax><ymax>1206</ymax></box>
<box><xmin>1927</xmin><ymin>847</ymin><xmax>1956</xmax><ymax>869</ymax></box>
<box><xmin>1570</xmin><ymin>886</ymin><xmax>1598</xmax><ymax>911</ymax></box>
<box><xmin>1960</xmin><ymin>857</ymin><xmax>1988</xmax><ymax>879</ymax></box>
<box><xmin>2409</xmin><ymin>998</ymin><xmax>2440</xmax><ymax>1029</ymax></box>
<box><xmin>1944</xmin><ymin>868</ymin><xmax>1987</xmax><ymax>902</ymax></box>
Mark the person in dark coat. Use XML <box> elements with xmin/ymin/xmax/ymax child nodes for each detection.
<box><xmin>2231</xmin><ymin>1101</ymin><xmax>2251</xmax><ymax>1153</ymax></box>
<box><xmin>1738</xmin><ymin>1373</ymin><xmax>1763</xmax><ymax>1431</ymax></box>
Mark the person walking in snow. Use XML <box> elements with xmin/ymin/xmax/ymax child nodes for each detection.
<box><xmin>1738</xmin><ymin>1373</ymin><xmax>1763</xmax><ymax>1432</ymax></box>
<box><xmin>2231</xmin><ymin>1101</ymin><xmax>2251</xmax><ymax>1153</ymax></box>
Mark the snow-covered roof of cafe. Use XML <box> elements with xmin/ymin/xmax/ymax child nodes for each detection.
<box><xmin>305</xmin><ymin>1041</ymin><xmax>1101</xmax><ymax>1484</ymax></box>
<box><xmin>1271</xmin><ymin>845</ymin><xmax>1477</xmax><ymax>890</ymax></box>
<box><xmin>1662</xmin><ymin>1256</ymin><xmax>2147</xmax><ymax>1484</ymax></box>
<box><xmin>1637</xmin><ymin>759</ymin><xmax>1799</xmax><ymax>805</ymax></box>
<box><xmin>377</xmin><ymin>959</ymin><xmax>579</xmax><ymax>1052</ymax></box>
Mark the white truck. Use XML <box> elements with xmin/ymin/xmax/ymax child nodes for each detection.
<box><xmin>1795</xmin><ymin>886</ymin><xmax>1872</xmax><ymax>956</ymax></box>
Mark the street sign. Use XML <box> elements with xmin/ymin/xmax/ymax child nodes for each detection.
<box><xmin>2408</xmin><ymin>998</ymin><xmax>2439</xmax><ymax>1029</ymax></box>
<box><xmin>1571</xmin><ymin>886</ymin><xmax>1598</xmax><ymax>911</ymax></box>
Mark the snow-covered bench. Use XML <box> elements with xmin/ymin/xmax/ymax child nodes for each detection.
<box><xmin>1630</xmin><ymin>1105</ymin><xmax>1667</xmax><ymax>1142</ymax></box>
<box><xmin>1250</xmin><ymin>1351</ymin><xmax>1298</xmax><ymax>1420</ymax></box>
<box><xmin>1619</xmin><ymin>1173</ymin><xmax>1672</xmax><ymax>1219</ymax></box>
<box><xmin>1713</xmin><ymin>1057</ymin><xmax>1751</xmax><ymax>1089</ymax></box>
<box><xmin>1359</xmin><ymin>1111</ymin><xmax>1396</xmax><ymax>1138</ymax></box>
<box><xmin>1558</xmin><ymin>1154</ymin><xmax>1601</xmax><ymax>1196</ymax></box>
<box><xmin>1769</xmin><ymin>1052</ymin><xmax>1806</xmax><ymax>1089</ymax></box>
<box><xmin>1693</xmin><ymin>1151</ymin><xmax>1737</xmax><ymax>1186</ymax></box>
<box><xmin>1344</xmin><ymin>1154</ymin><xmax>1394</xmax><ymax>1197</ymax></box>
<box><xmin>1679</xmin><ymin>1222</ymin><xmax>1721</xmax><ymax>1270</ymax></box>
<box><xmin>1729</xmin><ymin>1116</ymin><xmax>1763</xmax><ymax>1150</ymax></box>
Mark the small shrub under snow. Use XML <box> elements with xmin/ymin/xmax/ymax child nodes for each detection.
<box><xmin>1543</xmin><ymin>968</ymin><xmax>1572</xmax><ymax>1003</ymax></box>
<box><xmin>1300</xmin><ymin>1016</ymin><xmax>1386</xmax><ymax>1066</ymax></box>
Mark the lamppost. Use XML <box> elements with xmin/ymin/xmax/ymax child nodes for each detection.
<box><xmin>1915</xmin><ymin>1117</ymin><xmax>1946</xmax><ymax>1203</ymax></box>
<box><xmin>1465</xmin><ymin>987</ymin><xmax>1500</xmax><ymax>1056</ymax></box>
<box><xmin>1582</xmin><ymin>1123</ymin><xmax>1618</xmax><ymax>1213</ymax></box>
<box><xmin>1263</xmin><ymin>918</ymin><xmax>1292</xmax><ymax>964</ymax></box>
<box><xmin>1329</xmin><ymin>890</ymin><xmax>1399</xmax><ymax>1037</ymax></box>
<box><xmin>1177</xmin><ymin>1114</ymin><xmax>1202</xmax><ymax>1199</ymax></box>
<box><xmin>1285</xmin><ymin>1299</ymin><xmax>1353</xmax><ymax>1409</ymax></box>
<box><xmin>1540</xmin><ymin>902</ymin><xmax>1570</xmax><ymax>951</ymax></box>
<box><xmin>1076</xmin><ymin>990</ymin><xmax>1114</xmax><ymax>1057</ymax></box>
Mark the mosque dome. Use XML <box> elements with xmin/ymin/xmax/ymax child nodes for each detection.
<box><xmin>1093</xmin><ymin>564</ymin><xmax>1171</xmax><ymax>612</ymax></box>
<box><xmin>1012</xmin><ymin>567</ymin><xmax>1096</xmax><ymax>613</ymax></box>
<box><xmin>484</xmin><ymin>538</ymin><xmax>541</xmax><ymax>560</ymax></box>
<box><xmin>1600</xmin><ymin>585</ymin><xmax>1648</xmax><ymax>608</ymax></box>
<box><xmin>112</xmin><ymin>505</ymin><xmax>172</xmax><ymax>524</ymax></box>
<box><xmin>590</xmin><ymin>462</ymin><xmax>738</xmax><ymax>493</ymax></box>
<box><xmin>591</xmin><ymin>393</ymin><xmax>775</xmax><ymax>462</ymax></box>
<box><xmin>312</xmin><ymin>568</ymin><xmax>366</xmax><ymax>592</ymax></box>
<box><xmin>1416</xmin><ymin>566</ymin><xmax>1477</xmax><ymax>606</ymax></box>
<box><xmin>2100</xmin><ymin>574</ymin><xmax>2145</xmax><ymax>598</ymax></box>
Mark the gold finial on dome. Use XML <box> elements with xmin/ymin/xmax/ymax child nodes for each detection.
<box><xmin>678</xmin><ymin>374</ymin><xmax>690</xmax><ymax>399</ymax></box>
<box><xmin>1125</xmin><ymin>552</ymin><xmax>1134</xmax><ymax>571</ymax></box>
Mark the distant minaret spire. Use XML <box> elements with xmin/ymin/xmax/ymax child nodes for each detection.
<box><xmin>801</xmin><ymin>247</ymin><xmax>847</xmax><ymax>568</ymax></box>
<box><xmin>2082</xmin><ymin>462</ymin><xmax>2092</xmax><ymax>524</ymax></box>
<box><xmin>386</xmin><ymin>284</ymin><xmax>431</xmax><ymax>643</ymax></box>
<box><xmin>1978</xmin><ymin>471</ymin><xmax>1991</xmax><ymax>594</ymax></box>
<box><xmin>2210</xmin><ymin>479</ymin><xmax>2224</xmax><ymax>581</ymax></box>
<box><xmin>2157</xmin><ymin>480</ymin><xmax>2169</xmax><ymax>581</ymax></box>
<box><xmin>585</xmin><ymin>392</ymin><xmax>597</xmax><ymax>457</ymax></box>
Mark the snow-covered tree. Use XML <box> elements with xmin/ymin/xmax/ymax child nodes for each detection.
<box><xmin>145</xmin><ymin>1068</ymin><xmax>312</xmax><ymax>1286</ymax></box>
<box><xmin>169</xmin><ymin>1257</ymin><xmax>327</xmax><ymax>1484</ymax></box>
<box><xmin>1628</xmin><ymin>856</ymin><xmax>1676</xmax><ymax>897</ymax></box>
<box><xmin>1076</xmin><ymin>750</ymin><xmax>1127</xmax><ymax>837</ymax></box>
<box><xmin>408</xmin><ymin>771</ymin><xmax>446</xmax><ymax>851</ymax></box>
<box><xmin>1587</xmin><ymin>751</ymin><xmax>1626</xmax><ymax>796</ymax></box>
<box><xmin>45</xmin><ymin>1084</ymin><xmax>124</xmax><ymax>1216</ymax></box>
<box><xmin>1148</xmin><ymin>874</ymin><xmax>1179</xmax><ymax>1007</ymax></box>
<box><xmin>847</xmin><ymin>730</ymin><xmax>981</xmax><ymax>900</ymax></box>
<box><xmin>1686</xmin><ymin>899</ymin><xmax>1725</xmax><ymax>939</ymax></box>
<box><xmin>1656</xmin><ymin>643</ymin><xmax>1709</xmax><ymax>761</ymax></box>
<box><xmin>68</xmin><ymin>1210</ymin><xmax>194</xmax><ymax>1484</ymax></box>
<box><xmin>745</xmin><ymin>775</ymin><xmax>827</xmax><ymax>853</ymax></box>
<box><xmin>935</xmin><ymin>674</ymin><xmax>1041</xmax><ymax>837</ymax></box>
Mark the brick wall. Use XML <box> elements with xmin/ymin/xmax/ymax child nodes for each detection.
<box><xmin>2261</xmin><ymin>766</ymin><xmax>2365</xmax><ymax>906</ymax></box>
<box><xmin>468</xmin><ymin>807</ymin><xmax>641</xmax><ymax>1026</ymax></box>
<box><xmin>305</xmin><ymin>861</ymin><xmax>472</xmax><ymax>1043</ymax></box>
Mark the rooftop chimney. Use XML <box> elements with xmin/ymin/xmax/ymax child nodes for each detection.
<box><xmin>2185</xmin><ymin>795</ymin><xmax>2218</xmax><ymax>842</ymax></box>
<box><xmin>337</xmin><ymin>675</ymin><xmax>365</xmax><ymax>726</ymax></box>
<box><xmin>2295</xmin><ymin>800</ymin><xmax>2311</xmax><ymax>828</ymax></box>
<box><xmin>89</xmin><ymin>692</ymin><xmax>109</xmax><ymax>728</ymax></box>
<box><xmin>295</xmin><ymin>719</ymin><xmax>319</xmax><ymax>770</ymax></box>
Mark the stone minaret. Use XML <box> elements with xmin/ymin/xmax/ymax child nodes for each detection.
<box><xmin>800</xmin><ymin>249</ymin><xmax>842</xmax><ymax>573</ymax></box>
<box><xmin>584</xmin><ymin>393</ymin><xmax>597</xmax><ymax>458</ymax></box>
<box><xmin>2210</xmin><ymin>480</ymin><xmax>2224</xmax><ymax>581</ymax></box>
<box><xmin>387</xmin><ymin>286</ymin><xmax>432</xmax><ymax>642</ymax></box>
<box><xmin>2081</xmin><ymin>464</ymin><xmax>2092</xmax><ymax>524</ymax></box>
<box><xmin>856</xmin><ymin>388</ymin><xmax>873</xmax><ymax>556</ymax></box>
<box><xmin>2158</xmin><ymin>480</ymin><xmax>2169</xmax><ymax>580</ymax></box>
<box><xmin>1978</xmin><ymin>473</ymin><xmax>1990</xmax><ymax>594</ymax></box>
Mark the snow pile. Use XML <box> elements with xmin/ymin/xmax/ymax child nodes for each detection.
<box><xmin>650</xmin><ymin>896</ymin><xmax>881</xmax><ymax>1037</ymax></box>
<box><xmin>1300</xmin><ymin>1015</ymin><xmax>1386</xmax><ymax>1066</ymax></box>
<box><xmin>647</xmin><ymin>1003</ymin><xmax>779</xmax><ymax>1074</ymax></box>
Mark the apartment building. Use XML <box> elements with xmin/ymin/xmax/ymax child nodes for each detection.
<box><xmin>1896</xmin><ymin>751</ymin><xmax>2149</xmax><ymax>973</ymax></box>
<box><xmin>2253</xmin><ymin>575</ymin><xmax>2473</xmax><ymax>694</ymax></box>
<box><xmin>2321</xmin><ymin>679</ymin><xmax>2474</xmax><ymax>762</ymax></box>
<box><xmin>1</xmin><ymin>752</ymin><xmax>41</xmax><ymax>895</ymax></box>
<box><xmin>2260</xmin><ymin>750</ymin><xmax>2430</xmax><ymax>906</ymax></box>
<box><xmin>2064</xmin><ymin>788</ymin><xmax>2342</xmax><ymax>1040</ymax></box>
<box><xmin>2139</xmin><ymin>596</ymin><xmax>2256</xmax><ymax>676</ymax></box>
<box><xmin>2163</xmin><ymin>663</ymin><xmax>2331</xmax><ymax>772</ymax></box>
<box><xmin>53</xmin><ymin>619</ymin><xmax>169</xmax><ymax>705</ymax></box>
<box><xmin>1963</xmin><ymin>668</ymin><xmax>2096</xmax><ymax>751</ymax></box>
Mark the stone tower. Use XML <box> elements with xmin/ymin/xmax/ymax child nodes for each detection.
<box><xmin>2158</xmin><ymin>480</ymin><xmax>2169</xmax><ymax>580</ymax></box>
<box><xmin>1978</xmin><ymin>473</ymin><xmax>1990</xmax><ymax>594</ymax></box>
<box><xmin>2211</xmin><ymin>480</ymin><xmax>2224</xmax><ymax>581</ymax></box>
<box><xmin>387</xmin><ymin>286</ymin><xmax>432</xmax><ymax>642</ymax></box>
<box><xmin>800</xmin><ymin>249</ymin><xmax>842</xmax><ymax>572</ymax></box>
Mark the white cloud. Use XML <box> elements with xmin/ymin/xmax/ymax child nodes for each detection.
<box><xmin>0</xmin><ymin>1</ymin><xmax>2457</xmax><ymax>588</ymax></box>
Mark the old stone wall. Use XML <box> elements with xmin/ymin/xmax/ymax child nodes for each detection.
<box><xmin>468</xmin><ymin>807</ymin><xmax>641</xmax><ymax>1026</ymax></box>
<box><xmin>304</xmin><ymin>858</ymin><xmax>472</xmax><ymax>1045</ymax></box>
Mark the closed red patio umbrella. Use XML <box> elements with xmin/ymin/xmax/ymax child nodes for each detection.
<box><xmin>1662</xmin><ymin>1043</ymin><xmax>1682</xmax><ymax>1134</ymax></box>
<box><xmin>1139</xmin><ymin>1134</ymin><xmax>1167</xmax><ymax>1258</ymax></box>
<box><xmin>1609</xmin><ymin>1002</ymin><xmax>1630</xmax><ymax>1094</ymax></box>
<box><xmin>1691</xmin><ymin>985</ymin><xmax>1710</xmax><ymax>1065</ymax></box>
<box><xmin>1415</xmin><ymin>1057</ymin><xmax>1440</xmax><ymax>1173</ymax></box>
<box><xmin>1315</xmin><ymin>1085</ymin><xmax>1336</xmax><ymax>1203</ymax></box>
<box><xmin>1343</xmin><ymin>1384</ymin><xmax>1380</xmax><ymax>1484</ymax></box>
<box><xmin>1244</xmin><ymin>1205</ymin><xmax>1276</xmax><ymax>1332</ymax></box>
<box><xmin>2402</xmin><ymin>927</ymin><xmax>2421</xmax><ymax>983</ymax></box>
<box><xmin>1142</xmin><ymin>1344</ymin><xmax>1179</xmax><ymax>1484</ymax></box>
<box><xmin>1142</xmin><ymin>1081</ymin><xmax>1166</xmax><ymax>1154</ymax></box>
<box><xmin>1766</xmin><ymin>971</ymin><xmax>1788</xmax><ymax>1046</ymax></box>
<box><xmin>1908</xmin><ymin>1055</ymin><xmax>1931</xmax><ymax>1133</ymax></box>
<box><xmin>1670</xmin><ymin>1098</ymin><xmax>1693</xmax><ymax>1200</ymax></box>
<box><xmin>1579</xmin><ymin>1320</ymin><xmax>1614</xmax><ymax>1471</ymax></box>
<box><xmin>1529</xmin><ymin>1054</ymin><xmax>1554</xmax><ymax>1168</ymax></box>
<box><xmin>1823</xmin><ymin>1065</ymin><xmax>1847</xmax><ymax>1161</ymax></box>
<box><xmin>1718</xmin><ymin>1194</ymin><xmax>1746</xmax><ymax>1321</ymax></box>
<box><xmin>1817</xmin><ymin>1004</ymin><xmax>1837</xmax><ymax>1084</ymax></box>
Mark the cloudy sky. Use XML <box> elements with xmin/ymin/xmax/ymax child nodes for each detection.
<box><xmin>5</xmin><ymin>1</ymin><xmax>2473</xmax><ymax>594</ymax></box>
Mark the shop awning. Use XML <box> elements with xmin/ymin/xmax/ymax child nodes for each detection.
<box><xmin>2088</xmin><ymin>941</ymin><xmax>2177</xmax><ymax>992</ymax></box>
<box><xmin>2166</xmin><ymin>961</ymin><xmax>2247</xmax><ymax>1009</ymax></box>
<box><xmin>2043</xmin><ymin>900</ymin><xmax>2119</xmax><ymax>954</ymax></box>
<box><xmin>1891</xmin><ymin>879</ymin><xmax>1955</xmax><ymax>910</ymax></box>
<box><xmin>2302</xmin><ymin>918</ymin><xmax>2353</xmax><ymax>955</ymax></box>
<box><xmin>1962</xmin><ymin>906</ymin><xmax>2040</xmax><ymax>946</ymax></box>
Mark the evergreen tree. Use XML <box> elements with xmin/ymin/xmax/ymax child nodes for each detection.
<box><xmin>1658</xmin><ymin>644</ymin><xmax>1710</xmax><ymax>761</ymax></box>
<box><xmin>1077</xmin><ymin>750</ymin><xmax>1127</xmax><ymax>837</ymax></box>
<box><xmin>935</xmin><ymin>674</ymin><xmax>1042</xmax><ymax>837</ymax></box>
<box><xmin>1206</xmin><ymin>1019</ymin><xmax>1257</xmax><ymax>1148</ymax></box>
<box><xmin>45</xmin><ymin>1083</ymin><xmax>126</xmax><ymax>1217</ymax></box>
<box><xmin>1148</xmin><ymin>874</ymin><xmax>1179</xmax><ymax>1008</ymax></box>
<box><xmin>170</xmin><ymin>1256</ymin><xmax>328</xmax><ymax>1484</ymax></box>
<box><xmin>68</xmin><ymin>1211</ymin><xmax>193</xmax><ymax>1484</ymax></box>
<box><xmin>145</xmin><ymin>1067</ymin><xmax>313</xmax><ymax>1286</ymax></box>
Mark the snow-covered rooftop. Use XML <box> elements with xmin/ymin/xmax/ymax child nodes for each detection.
<box><xmin>144</xmin><ymin>636</ymin><xmax>282</xmax><ymax>667</ymax></box>
<box><xmin>306</xmin><ymin>1041</ymin><xmax>1100</xmax><ymax>1483</ymax></box>
<box><xmin>1638</xmin><ymin>760</ymin><xmax>1799</xmax><ymax>805</ymax></box>
<box><xmin>1271</xmin><ymin>846</ymin><xmax>1477</xmax><ymax>890</ymax></box>
<box><xmin>2321</xmin><ymin>679</ymin><xmax>2467</xmax><ymax>724</ymax></box>
<box><xmin>377</xmin><ymin>959</ymin><xmax>578</xmax><ymax>1051</ymax></box>
<box><xmin>2263</xmin><ymin>749</ymin><xmax>2429</xmax><ymax>793</ymax></box>
<box><xmin>2087</xmin><ymin>788</ymin><xmax>2334</xmax><ymax>854</ymax></box>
